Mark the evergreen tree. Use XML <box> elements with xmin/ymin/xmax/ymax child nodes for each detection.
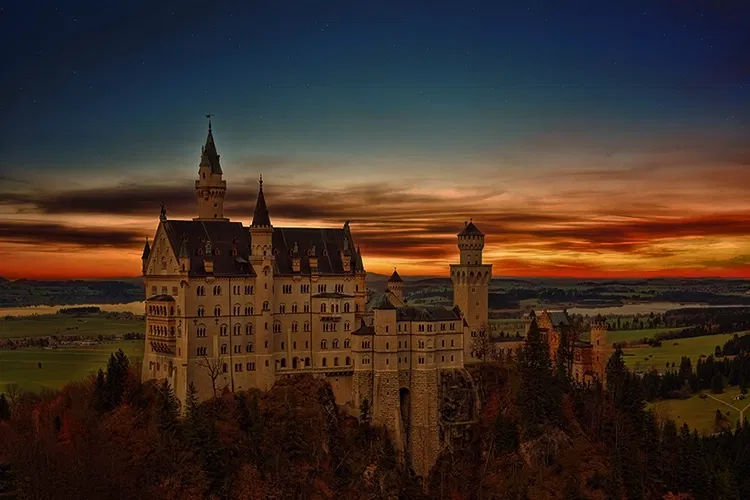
<box><xmin>184</xmin><ymin>382</ymin><xmax>199</xmax><ymax>424</ymax></box>
<box><xmin>0</xmin><ymin>394</ymin><xmax>10</xmax><ymax>421</ymax></box>
<box><xmin>105</xmin><ymin>349</ymin><xmax>130</xmax><ymax>407</ymax></box>
<box><xmin>91</xmin><ymin>369</ymin><xmax>108</xmax><ymax>412</ymax></box>
<box><xmin>517</xmin><ymin>314</ymin><xmax>561</xmax><ymax>439</ymax></box>
<box><xmin>712</xmin><ymin>372</ymin><xmax>725</xmax><ymax>394</ymax></box>
<box><xmin>359</xmin><ymin>397</ymin><xmax>372</xmax><ymax>426</ymax></box>
<box><xmin>156</xmin><ymin>379</ymin><xmax>180</xmax><ymax>437</ymax></box>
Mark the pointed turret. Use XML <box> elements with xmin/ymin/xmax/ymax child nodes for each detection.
<box><xmin>200</xmin><ymin>117</ymin><xmax>222</xmax><ymax>175</ymax></box>
<box><xmin>387</xmin><ymin>267</ymin><xmax>404</xmax><ymax>302</ymax></box>
<box><xmin>141</xmin><ymin>238</ymin><xmax>150</xmax><ymax>274</ymax></box>
<box><xmin>388</xmin><ymin>268</ymin><xmax>403</xmax><ymax>283</ymax></box>
<box><xmin>194</xmin><ymin>116</ymin><xmax>228</xmax><ymax>221</ymax></box>
<box><xmin>251</xmin><ymin>175</ymin><xmax>272</xmax><ymax>227</ymax></box>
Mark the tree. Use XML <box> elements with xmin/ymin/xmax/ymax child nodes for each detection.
<box><xmin>517</xmin><ymin>314</ymin><xmax>561</xmax><ymax>439</ymax></box>
<box><xmin>197</xmin><ymin>354</ymin><xmax>225</xmax><ymax>398</ymax></box>
<box><xmin>0</xmin><ymin>394</ymin><xmax>10</xmax><ymax>421</ymax></box>
<box><xmin>359</xmin><ymin>398</ymin><xmax>372</xmax><ymax>427</ymax></box>
<box><xmin>185</xmin><ymin>382</ymin><xmax>199</xmax><ymax>422</ymax></box>
<box><xmin>711</xmin><ymin>373</ymin><xmax>724</xmax><ymax>394</ymax></box>
<box><xmin>555</xmin><ymin>328</ymin><xmax>574</xmax><ymax>386</ymax></box>
<box><xmin>156</xmin><ymin>379</ymin><xmax>180</xmax><ymax>436</ymax></box>
<box><xmin>105</xmin><ymin>349</ymin><xmax>130</xmax><ymax>407</ymax></box>
<box><xmin>470</xmin><ymin>328</ymin><xmax>499</xmax><ymax>363</ymax></box>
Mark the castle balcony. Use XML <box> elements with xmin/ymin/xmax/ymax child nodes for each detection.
<box><xmin>276</xmin><ymin>365</ymin><xmax>353</xmax><ymax>377</ymax></box>
<box><xmin>319</xmin><ymin>313</ymin><xmax>342</xmax><ymax>321</ymax></box>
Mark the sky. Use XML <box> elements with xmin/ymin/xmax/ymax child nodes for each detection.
<box><xmin>0</xmin><ymin>0</ymin><xmax>749</xmax><ymax>279</ymax></box>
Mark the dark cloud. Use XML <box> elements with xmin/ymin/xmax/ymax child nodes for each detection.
<box><xmin>0</xmin><ymin>221</ymin><xmax>143</xmax><ymax>248</ymax></box>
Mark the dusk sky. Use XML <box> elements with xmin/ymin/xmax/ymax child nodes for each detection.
<box><xmin>1</xmin><ymin>1</ymin><xmax>749</xmax><ymax>279</ymax></box>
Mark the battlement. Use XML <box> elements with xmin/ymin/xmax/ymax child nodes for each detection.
<box><xmin>590</xmin><ymin>321</ymin><xmax>609</xmax><ymax>332</ymax></box>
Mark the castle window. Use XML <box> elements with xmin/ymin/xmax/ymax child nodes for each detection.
<box><xmin>345</xmin><ymin>356</ymin><xmax>350</xmax><ymax>365</ymax></box>
<box><xmin>197</xmin><ymin>347</ymin><xmax>207</xmax><ymax>356</ymax></box>
<box><xmin>161</xmin><ymin>259</ymin><xmax>167</xmax><ymax>270</ymax></box>
<box><xmin>245</xmin><ymin>324</ymin><xmax>253</xmax><ymax>335</ymax></box>
<box><xmin>385</xmin><ymin>326</ymin><xmax>389</xmax><ymax>333</ymax></box>
<box><xmin>262</xmin><ymin>301</ymin><xmax>269</xmax><ymax>311</ymax></box>
<box><xmin>442</xmin><ymin>356</ymin><xmax>445</xmax><ymax>362</ymax></box>
<box><xmin>279</xmin><ymin>304</ymin><xmax>286</xmax><ymax>313</ymax></box>
<box><xmin>318</xmin><ymin>284</ymin><xmax>327</xmax><ymax>293</ymax></box>
<box><xmin>304</xmin><ymin>321</ymin><xmax>311</xmax><ymax>332</ymax></box>
<box><xmin>245</xmin><ymin>285</ymin><xmax>253</xmax><ymax>294</ymax></box>
<box><xmin>292</xmin><ymin>321</ymin><xmax>298</xmax><ymax>332</ymax></box>
<box><xmin>451</xmin><ymin>355</ymin><xmax>454</xmax><ymax>361</ymax></box>
<box><xmin>196</xmin><ymin>286</ymin><xmax>205</xmax><ymax>296</ymax></box>
<box><xmin>172</xmin><ymin>286</ymin><xmax>178</xmax><ymax>295</ymax></box>
<box><xmin>233</xmin><ymin>305</ymin><xmax>240</xmax><ymax>315</ymax></box>
<box><xmin>281</xmin><ymin>341</ymin><xmax>285</xmax><ymax>350</ymax></box>
<box><xmin>335</xmin><ymin>284</ymin><xmax>343</xmax><ymax>293</ymax></box>
<box><xmin>265</xmin><ymin>360</ymin><xmax>269</xmax><ymax>367</ymax></box>
<box><xmin>322</xmin><ymin>357</ymin><xmax>327</xmax><ymax>367</ymax></box>
<box><xmin>245</xmin><ymin>305</ymin><xmax>253</xmax><ymax>315</ymax></box>
<box><xmin>363</xmin><ymin>357</ymin><xmax>370</xmax><ymax>365</ymax></box>
<box><xmin>450</xmin><ymin>323</ymin><xmax>455</xmax><ymax>330</ymax></box>
<box><xmin>246</xmin><ymin>344</ymin><xmax>253</xmax><ymax>352</ymax></box>
<box><xmin>282</xmin><ymin>284</ymin><xmax>292</xmax><ymax>294</ymax></box>
<box><xmin>418</xmin><ymin>325</ymin><xmax>425</xmax><ymax>332</ymax></box>
<box><xmin>293</xmin><ymin>341</ymin><xmax>297</xmax><ymax>349</ymax></box>
<box><xmin>247</xmin><ymin>362</ymin><xmax>256</xmax><ymax>371</ymax></box>
<box><xmin>234</xmin><ymin>345</ymin><xmax>241</xmax><ymax>354</ymax></box>
<box><xmin>386</xmin><ymin>359</ymin><xmax>389</xmax><ymax>365</ymax></box>
<box><xmin>334</xmin><ymin>357</ymin><xmax>339</xmax><ymax>366</ymax></box>
<box><xmin>427</xmin><ymin>324</ymin><xmax>433</xmax><ymax>332</ymax></box>
<box><xmin>233</xmin><ymin>324</ymin><xmax>241</xmax><ymax>336</ymax></box>
<box><xmin>197</xmin><ymin>306</ymin><xmax>205</xmax><ymax>317</ymax></box>
<box><xmin>305</xmin><ymin>341</ymin><xmax>309</xmax><ymax>348</ymax></box>
<box><xmin>222</xmin><ymin>363</ymin><xmax>228</xmax><ymax>373</ymax></box>
<box><xmin>441</xmin><ymin>340</ymin><xmax>445</xmax><ymax>347</ymax></box>
<box><xmin>344</xmin><ymin>321</ymin><xmax>350</xmax><ymax>331</ymax></box>
<box><xmin>213</xmin><ymin>285</ymin><xmax>222</xmax><ymax>296</ymax></box>
<box><xmin>220</xmin><ymin>324</ymin><xmax>228</xmax><ymax>336</ymax></box>
<box><xmin>214</xmin><ymin>306</ymin><xmax>221</xmax><ymax>317</ymax></box>
<box><xmin>321</xmin><ymin>303</ymin><xmax>327</xmax><ymax>313</ymax></box>
<box><xmin>265</xmin><ymin>341</ymin><xmax>268</xmax><ymax>348</ymax></box>
<box><xmin>305</xmin><ymin>357</ymin><xmax>311</xmax><ymax>367</ymax></box>
<box><xmin>451</xmin><ymin>339</ymin><xmax>454</xmax><ymax>347</ymax></box>
<box><xmin>301</xmin><ymin>284</ymin><xmax>310</xmax><ymax>293</ymax></box>
<box><xmin>221</xmin><ymin>344</ymin><xmax>228</xmax><ymax>354</ymax></box>
<box><xmin>291</xmin><ymin>304</ymin><xmax>298</xmax><ymax>313</ymax></box>
<box><xmin>441</xmin><ymin>323</ymin><xmax>446</xmax><ymax>331</ymax></box>
<box><xmin>321</xmin><ymin>340</ymin><xmax>327</xmax><ymax>349</ymax></box>
<box><xmin>304</xmin><ymin>303</ymin><xmax>310</xmax><ymax>313</ymax></box>
<box><xmin>418</xmin><ymin>340</ymin><xmax>425</xmax><ymax>348</ymax></box>
<box><xmin>273</xmin><ymin>322</ymin><xmax>282</xmax><ymax>333</ymax></box>
<box><xmin>333</xmin><ymin>339</ymin><xmax>339</xmax><ymax>348</ymax></box>
<box><xmin>355</xmin><ymin>304</ymin><xmax>360</xmax><ymax>312</ymax></box>
<box><xmin>280</xmin><ymin>358</ymin><xmax>286</xmax><ymax>368</ymax></box>
<box><xmin>344</xmin><ymin>303</ymin><xmax>350</xmax><ymax>313</ymax></box>
<box><xmin>398</xmin><ymin>341</ymin><xmax>401</xmax><ymax>348</ymax></box>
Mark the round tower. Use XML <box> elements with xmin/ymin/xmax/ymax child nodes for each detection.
<box><xmin>590</xmin><ymin>321</ymin><xmax>612</xmax><ymax>381</ymax></box>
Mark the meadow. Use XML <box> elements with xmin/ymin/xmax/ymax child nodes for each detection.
<box><xmin>623</xmin><ymin>333</ymin><xmax>736</xmax><ymax>372</ymax></box>
<box><xmin>649</xmin><ymin>386</ymin><xmax>750</xmax><ymax>435</ymax></box>
<box><xmin>0</xmin><ymin>340</ymin><xmax>144</xmax><ymax>393</ymax></box>
<box><xmin>0</xmin><ymin>313</ymin><xmax>144</xmax><ymax>339</ymax></box>
<box><xmin>605</xmin><ymin>327</ymin><xmax>681</xmax><ymax>344</ymax></box>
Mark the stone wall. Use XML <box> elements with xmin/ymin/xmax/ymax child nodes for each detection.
<box><xmin>406</xmin><ymin>369</ymin><xmax>440</xmax><ymax>477</ymax></box>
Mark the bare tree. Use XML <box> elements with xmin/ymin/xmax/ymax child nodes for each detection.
<box><xmin>197</xmin><ymin>354</ymin><xmax>225</xmax><ymax>398</ymax></box>
<box><xmin>470</xmin><ymin>326</ymin><xmax>500</xmax><ymax>363</ymax></box>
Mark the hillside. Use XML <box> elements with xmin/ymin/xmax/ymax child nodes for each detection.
<box><xmin>0</xmin><ymin>279</ymin><xmax>144</xmax><ymax>308</ymax></box>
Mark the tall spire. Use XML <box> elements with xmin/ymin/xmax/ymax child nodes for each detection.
<box><xmin>251</xmin><ymin>174</ymin><xmax>272</xmax><ymax>227</ymax></box>
<box><xmin>200</xmin><ymin>114</ymin><xmax>222</xmax><ymax>175</ymax></box>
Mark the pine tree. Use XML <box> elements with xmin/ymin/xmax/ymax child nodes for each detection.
<box><xmin>156</xmin><ymin>379</ymin><xmax>180</xmax><ymax>437</ymax></box>
<box><xmin>711</xmin><ymin>372</ymin><xmax>725</xmax><ymax>394</ymax></box>
<box><xmin>185</xmin><ymin>382</ymin><xmax>199</xmax><ymax>424</ymax></box>
<box><xmin>91</xmin><ymin>369</ymin><xmax>108</xmax><ymax>412</ymax></box>
<box><xmin>0</xmin><ymin>394</ymin><xmax>10</xmax><ymax>421</ymax></box>
<box><xmin>517</xmin><ymin>314</ymin><xmax>561</xmax><ymax>439</ymax></box>
<box><xmin>105</xmin><ymin>349</ymin><xmax>130</xmax><ymax>407</ymax></box>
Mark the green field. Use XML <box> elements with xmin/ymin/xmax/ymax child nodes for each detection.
<box><xmin>606</xmin><ymin>327</ymin><xmax>681</xmax><ymax>344</ymax></box>
<box><xmin>0</xmin><ymin>314</ymin><xmax>144</xmax><ymax>339</ymax></box>
<box><xmin>624</xmin><ymin>333</ymin><xmax>735</xmax><ymax>372</ymax></box>
<box><xmin>0</xmin><ymin>340</ymin><xmax>144</xmax><ymax>393</ymax></box>
<box><xmin>649</xmin><ymin>387</ymin><xmax>749</xmax><ymax>435</ymax></box>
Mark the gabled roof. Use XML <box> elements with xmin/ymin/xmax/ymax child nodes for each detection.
<box><xmin>458</xmin><ymin>220</ymin><xmax>484</xmax><ymax>237</ymax></box>
<box><xmin>272</xmin><ymin>227</ymin><xmax>363</xmax><ymax>275</ymax></box>
<box><xmin>160</xmin><ymin>220</ymin><xmax>255</xmax><ymax>277</ymax></box>
<box><xmin>547</xmin><ymin>311</ymin><xmax>571</xmax><ymax>327</ymax></box>
<box><xmin>370</xmin><ymin>293</ymin><xmax>397</xmax><ymax>310</ymax></box>
<box><xmin>396</xmin><ymin>305</ymin><xmax>461</xmax><ymax>322</ymax></box>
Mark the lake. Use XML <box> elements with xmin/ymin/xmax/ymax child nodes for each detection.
<box><xmin>0</xmin><ymin>301</ymin><xmax>146</xmax><ymax>317</ymax></box>
<box><xmin>568</xmin><ymin>302</ymin><xmax>748</xmax><ymax>317</ymax></box>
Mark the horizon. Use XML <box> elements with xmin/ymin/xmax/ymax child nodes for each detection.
<box><xmin>2</xmin><ymin>1</ymin><xmax>749</xmax><ymax>280</ymax></box>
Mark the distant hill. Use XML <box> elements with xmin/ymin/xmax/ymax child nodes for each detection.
<box><xmin>0</xmin><ymin>279</ymin><xmax>145</xmax><ymax>308</ymax></box>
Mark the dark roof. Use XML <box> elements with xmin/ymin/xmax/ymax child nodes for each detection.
<box><xmin>251</xmin><ymin>177</ymin><xmax>271</xmax><ymax>227</ymax></box>
<box><xmin>352</xmin><ymin>319</ymin><xmax>375</xmax><ymax>335</ymax></box>
<box><xmin>141</xmin><ymin>239</ymin><xmax>150</xmax><ymax>259</ymax></box>
<box><xmin>147</xmin><ymin>294</ymin><xmax>175</xmax><ymax>302</ymax></box>
<box><xmin>388</xmin><ymin>269</ymin><xmax>403</xmax><ymax>283</ymax></box>
<box><xmin>312</xmin><ymin>292</ymin><xmax>354</xmax><ymax>299</ymax></box>
<box><xmin>458</xmin><ymin>220</ymin><xmax>484</xmax><ymax>237</ymax></box>
<box><xmin>158</xmin><ymin>220</ymin><xmax>365</xmax><ymax>277</ymax></box>
<box><xmin>573</xmin><ymin>341</ymin><xmax>592</xmax><ymax>348</ymax></box>
<box><xmin>200</xmin><ymin>124</ymin><xmax>222</xmax><ymax>175</ymax></box>
<box><xmin>161</xmin><ymin>220</ymin><xmax>255</xmax><ymax>277</ymax></box>
<box><xmin>272</xmin><ymin>227</ymin><xmax>364</xmax><ymax>275</ymax></box>
<box><xmin>396</xmin><ymin>305</ymin><xmax>461</xmax><ymax>321</ymax></box>
<box><xmin>370</xmin><ymin>293</ymin><xmax>397</xmax><ymax>310</ymax></box>
<box><xmin>547</xmin><ymin>311</ymin><xmax>571</xmax><ymax>327</ymax></box>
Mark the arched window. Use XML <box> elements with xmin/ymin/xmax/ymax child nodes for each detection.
<box><xmin>322</xmin><ymin>357</ymin><xmax>327</xmax><ymax>367</ymax></box>
<box><xmin>344</xmin><ymin>303</ymin><xmax>350</xmax><ymax>313</ymax></box>
<box><xmin>213</xmin><ymin>285</ymin><xmax>222</xmax><ymax>296</ymax></box>
<box><xmin>273</xmin><ymin>322</ymin><xmax>282</xmax><ymax>333</ymax></box>
<box><xmin>245</xmin><ymin>305</ymin><xmax>253</xmax><ymax>315</ymax></box>
<box><xmin>344</xmin><ymin>339</ymin><xmax>350</xmax><ymax>348</ymax></box>
<box><xmin>292</xmin><ymin>321</ymin><xmax>298</xmax><ymax>332</ymax></box>
<box><xmin>221</xmin><ymin>344</ymin><xmax>228</xmax><ymax>354</ymax></box>
<box><xmin>305</xmin><ymin>357</ymin><xmax>311</xmax><ymax>367</ymax></box>
<box><xmin>291</xmin><ymin>303</ymin><xmax>298</xmax><ymax>313</ymax></box>
<box><xmin>280</xmin><ymin>358</ymin><xmax>287</xmax><ymax>368</ymax></box>
<box><xmin>246</xmin><ymin>343</ymin><xmax>253</xmax><ymax>352</ymax></box>
<box><xmin>233</xmin><ymin>304</ymin><xmax>241</xmax><ymax>315</ymax></box>
<box><xmin>321</xmin><ymin>340</ymin><xmax>327</xmax><ymax>349</ymax></box>
<box><xmin>245</xmin><ymin>324</ymin><xmax>253</xmax><ymax>335</ymax></box>
<box><xmin>263</xmin><ymin>301</ymin><xmax>269</xmax><ymax>311</ymax></box>
<box><xmin>334</xmin><ymin>357</ymin><xmax>339</xmax><ymax>366</ymax></box>
<box><xmin>304</xmin><ymin>321</ymin><xmax>310</xmax><ymax>332</ymax></box>
<box><xmin>220</xmin><ymin>324</ymin><xmax>228</xmax><ymax>336</ymax></box>
<box><xmin>344</xmin><ymin>321</ymin><xmax>350</xmax><ymax>331</ymax></box>
<box><xmin>345</xmin><ymin>356</ymin><xmax>351</xmax><ymax>365</ymax></box>
<box><xmin>214</xmin><ymin>306</ymin><xmax>221</xmax><ymax>317</ymax></box>
<box><xmin>197</xmin><ymin>306</ymin><xmax>205</xmax><ymax>317</ymax></box>
<box><xmin>233</xmin><ymin>324</ymin><xmax>241</xmax><ymax>336</ymax></box>
<box><xmin>321</xmin><ymin>303</ymin><xmax>327</xmax><ymax>313</ymax></box>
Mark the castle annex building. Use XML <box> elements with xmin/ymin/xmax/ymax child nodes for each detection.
<box><xmin>140</xmin><ymin>122</ymin><xmax>491</xmax><ymax>476</ymax></box>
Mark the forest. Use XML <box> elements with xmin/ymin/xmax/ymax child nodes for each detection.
<box><xmin>4</xmin><ymin>319</ymin><xmax>750</xmax><ymax>499</ymax></box>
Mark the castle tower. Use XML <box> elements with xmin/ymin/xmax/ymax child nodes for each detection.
<box><xmin>590</xmin><ymin>321</ymin><xmax>612</xmax><ymax>382</ymax></box>
<box><xmin>387</xmin><ymin>268</ymin><xmax>404</xmax><ymax>302</ymax></box>
<box><xmin>194</xmin><ymin>117</ymin><xmax>228</xmax><ymax>221</ymax></box>
<box><xmin>371</xmin><ymin>297</ymin><xmax>402</xmax><ymax>450</ymax></box>
<box><xmin>249</xmin><ymin>175</ymin><xmax>275</xmax><ymax>389</ymax></box>
<box><xmin>449</xmin><ymin>220</ymin><xmax>493</xmax><ymax>361</ymax></box>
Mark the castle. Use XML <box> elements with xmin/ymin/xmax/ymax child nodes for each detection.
<box><xmin>140</xmin><ymin>121</ymin><xmax>611</xmax><ymax>477</ymax></box>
